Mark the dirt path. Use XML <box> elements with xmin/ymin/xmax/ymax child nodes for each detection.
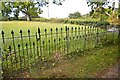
<box><xmin>96</xmin><ymin>59</ymin><xmax>120</xmax><ymax>78</ymax></box>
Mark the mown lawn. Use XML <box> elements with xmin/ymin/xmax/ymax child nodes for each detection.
<box><xmin>0</xmin><ymin>21</ymin><xmax>82</xmax><ymax>37</ymax></box>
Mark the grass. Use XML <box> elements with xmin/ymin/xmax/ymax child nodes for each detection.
<box><xmin>15</xmin><ymin>41</ymin><xmax>118</xmax><ymax>78</ymax></box>
<box><xmin>1</xmin><ymin>21</ymin><xmax>81</xmax><ymax>37</ymax></box>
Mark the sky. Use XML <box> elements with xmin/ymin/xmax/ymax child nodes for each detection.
<box><xmin>39</xmin><ymin>0</ymin><xmax>91</xmax><ymax>18</ymax></box>
<box><xmin>10</xmin><ymin>0</ymin><xmax>120</xmax><ymax>18</ymax></box>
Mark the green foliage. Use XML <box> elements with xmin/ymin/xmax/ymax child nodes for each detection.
<box><xmin>14</xmin><ymin>2</ymin><xmax>43</xmax><ymax>21</ymax></box>
<box><xmin>68</xmin><ymin>11</ymin><xmax>81</xmax><ymax>19</ymax></box>
<box><xmin>1</xmin><ymin>2</ymin><xmax>12</xmax><ymax>18</ymax></box>
<box><xmin>87</xmin><ymin>1</ymin><xmax>108</xmax><ymax>10</ymax></box>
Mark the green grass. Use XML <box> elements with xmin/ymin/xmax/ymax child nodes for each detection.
<box><xmin>15</xmin><ymin>41</ymin><xmax>118</xmax><ymax>78</ymax></box>
<box><xmin>1</xmin><ymin>21</ymin><xmax>81</xmax><ymax>36</ymax></box>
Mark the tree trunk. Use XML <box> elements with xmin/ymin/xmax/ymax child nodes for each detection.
<box><xmin>26</xmin><ymin>15</ymin><xmax>31</xmax><ymax>21</ymax></box>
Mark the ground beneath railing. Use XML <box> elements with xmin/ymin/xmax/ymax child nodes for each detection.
<box><xmin>13</xmin><ymin>43</ymin><xmax>118</xmax><ymax>78</ymax></box>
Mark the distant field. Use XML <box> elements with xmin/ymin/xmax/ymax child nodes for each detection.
<box><xmin>1</xmin><ymin>21</ymin><xmax>82</xmax><ymax>37</ymax></box>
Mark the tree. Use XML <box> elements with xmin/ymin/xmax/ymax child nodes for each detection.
<box><xmin>87</xmin><ymin>0</ymin><xmax>120</xmax><ymax>25</ymax></box>
<box><xmin>0</xmin><ymin>0</ymin><xmax>65</xmax><ymax>21</ymax></box>
<box><xmin>68</xmin><ymin>11</ymin><xmax>81</xmax><ymax>19</ymax></box>
<box><xmin>11</xmin><ymin>1</ymin><xmax>44</xmax><ymax>21</ymax></box>
<box><xmin>87</xmin><ymin>1</ymin><xmax>111</xmax><ymax>17</ymax></box>
<box><xmin>1</xmin><ymin>2</ymin><xmax>12</xmax><ymax>19</ymax></box>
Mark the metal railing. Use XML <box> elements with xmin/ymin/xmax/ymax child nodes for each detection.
<box><xmin>0</xmin><ymin>25</ymin><xmax>118</xmax><ymax>78</ymax></box>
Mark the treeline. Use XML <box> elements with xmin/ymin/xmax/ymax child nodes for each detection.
<box><xmin>31</xmin><ymin>18</ymin><xmax>110</xmax><ymax>26</ymax></box>
<box><xmin>0</xmin><ymin>16</ymin><xmax>109</xmax><ymax>26</ymax></box>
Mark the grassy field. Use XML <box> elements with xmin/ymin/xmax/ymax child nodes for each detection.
<box><xmin>1</xmin><ymin>21</ymin><xmax>82</xmax><ymax>37</ymax></box>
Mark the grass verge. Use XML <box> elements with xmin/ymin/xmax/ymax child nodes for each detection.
<box><xmin>15</xmin><ymin>42</ymin><xmax>118</xmax><ymax>78</ymax></box>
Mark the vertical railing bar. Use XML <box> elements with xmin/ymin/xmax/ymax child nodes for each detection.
<box><xmin>75</xmin><ymin>27</ymin><xmax>77</xmax><ymax>51</ymax></box>
<box><xmin>60</xmin><ymin>28</ymin><xmax>63</xmax><ymax>56</ymax></box>
<box><xmin>8</xmin><ymin>46</ymin><xmax>12</xmax><ymax>70</ymax></box>
<box><xmin>63</xmin><ymin>38</ymin><xmax>65</xmax><ymax>54</ymax></box>
<box><xmin>78</xmin><ymin>27</ymin><xmax>80</xmax><ymax>50</ymax></box>
<box><xmin>71</xmin><ymin>27</ymin><xmax>74</xmax><ymax>52</ymax></box>
<box><xmin>5</xmin><ymin>53</ymin><xmax>8</xmax><ymax>70</ymax></box>
<box><xmin>26</xmin><ymin>43</ymin><xmax>29</xmax><ymax>67</ymax></box>
<box><xmin>56</xmin><ymin>28</ymin><xmax>58</xmax><ymax>54</ymax></box>
<box><xmin>48</xmin><ymin>40</ymin><xmax>50</xmax><ymax>59</ymax></box>
<box><xmin>54</xmin><ymin>39</ymin><xmax>56</xmax><ymax>53</ymax></box>
<box><xmin>11</xmin><ymin>31</ymin><xmax>16</xmax><ymax>52</ymax></box>
<box><xmin>38</xmin><ymin>28</ymin><xmax>42</xmax><ymax>60</ymax></box>
<box><xmin>42</xmin><ymin>41</ymin><xmax>45</xmax><ymax>61</ymax></box>
<box><xmin>84</xmin><ymin>25</ymin><xmax>86</xmax><ymax>49</ymax></box>
<box><xmin>11</xmin><ymin>31</ymin><xmax>17</xmax><ymax>69</ymax></box>
<box><xmin>67</xmin><ymin>27</ymin><xmax>69</xmax><ymax>53</ymax></box>
<box><xmin>50</xmin><ymin>28</ymin><xmax>53</xmax><ymax>55</ymax></box>
<box><xmin>66</xmin><ymin>26</ymin><xmax>69</xmax><ymax>54</ymax></box>
<box><xmin>1</xmin><ymin>31</ymin><xmax>5</xmax><ymax>45</ymax></box>
<box><xmin>33</xmin><ymin>42</ymin><xmax>36</xmax><ymax>65</ymax></box>
<box><xmin>20</xmin><ymin>30</ymin><xmax>25</xmax><ymax>67</ymax></box>
<box><xmin>18</xmin><ymin>44</ymin><xmax>22</xmax><ymax>69</ymax></box>
<box><xmin>36</xmin><ymin>33</ymin><xmax>39</xmax><ymax>60</ymax></box>
<box><xmin>59</xmin><ymin>38</ymin><xmax>61</xmax><ymax>54</ymax></box>
<box><xmin>45</xmin><ymin>29</ymin><xmax>47</xmax><ymax>59</ymax></box>
<box><xmin>28</xmin><ymin>29</ymin><xmax>32</xmax><ymax>66</ymax></box>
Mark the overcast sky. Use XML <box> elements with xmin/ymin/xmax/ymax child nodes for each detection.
<box><xmin>18</xmin><ymin>0</ymin><xmax>118</xmax><ymax>18</ymax></box>
<box><xmin>39</xmin><ymin>0</ymin><xmax>91</xmax><ymax>18</ymax></box>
